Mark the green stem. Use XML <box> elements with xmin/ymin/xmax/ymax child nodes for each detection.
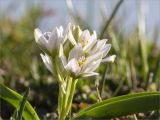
<box><xmin>52</xmin><ymin>58</ymin><xmax>63</xmax><ymax>84</ymax></box>
<box><xmin>52</xmin><ymin>58</ymin><xmax>65</xmax><ymax>119</ymax></box>
<box><xmin>58</xmin><ymin>85</ymin><xmax>63</xmax><ymax>116</ymax></box>
<box><xmin>59</xmin><ymin>76</ymin><xmax>72</xmax><ymax>120</ymax></box>
<box><xmin>59</xmin><ymin>79</ymin><xmax>78</xmax><ymax>120</ymax></box>
<box><xmin>64</xmin><ymin>77</ymin><xmax>72</xmax><ymax>109</ymax></box>
<box><xmin>66</xmin><ymin>79</ymin><xmax>77</xmax><ymax>115</ymax></box>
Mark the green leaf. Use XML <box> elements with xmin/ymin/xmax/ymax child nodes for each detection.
<box><xmin>0</xmin><ymin>84</ymin><xmax>40</xmax><ymax>120</ymax></box>
<box><xmin>73</xmin><ymin>92</ymin><xmax>160</xmax><ymax>119</ymax></box>
<box><xmin>17</xmin><ymin>87</ymin><xmax>30</xmax><ymax>120</ymax></box>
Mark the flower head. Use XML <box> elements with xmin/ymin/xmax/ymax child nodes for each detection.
<box><xmin>35</xmin><ymin>23</ymin><xmax>116</xmax><ymax>79</ymax></box>
<box><xmin>34</xmin><ymin>26</ymin><xmax>64</xmax><ymax>57</ymax></box>
<box><xmin>66</xmin><ymin>23</ymin><xmax>97</xmax><ymax>53</ymax></box>
<box><xmin>58</xmin><ymin>23</ymin><xmax>116</xmax><ymax>78</ymax></box>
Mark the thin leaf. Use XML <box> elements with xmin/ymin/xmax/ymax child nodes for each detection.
<box><xmin>0</xmin><ymin>84</ymin><xmax>40</xmax><ymax>120</ymax></box>
<box><xmin>100</xmin><ymin>0</ymin><xmax>124</xmax><ymax>39</ymax></box>
<box><xmin>73</xmin><ymin>92</ymin><xmax>160</xmax><ymax>119</ymax></box>
<box><xmin>17</xmin><ymin>87</ymin><xmax>30</xmax><ymax>120</ymax></box>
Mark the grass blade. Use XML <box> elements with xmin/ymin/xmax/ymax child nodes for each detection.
<box><xmin>17</xmin><ymin>87</ymin><xmax>30</xmax><ymax>120</ymax></box>
<box><xmin>100</xmin><ymin>0</ymin><xmax>124</xmax><ymax>39</ymax></box>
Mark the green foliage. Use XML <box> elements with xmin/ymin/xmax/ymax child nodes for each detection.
<box><xmin>74</xmin><ymin>92</ymin><xmax>160</xmax><ymax>119</ymax></box>
<box><xmin>0</xmin><ymin>84</ymin><xmax>40</xmax><ymax>120</ymax></box>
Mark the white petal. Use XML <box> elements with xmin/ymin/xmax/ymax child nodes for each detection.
<box><xmin>57</xmin><ymin>26</ymin><xmax>64</xmax><ymax>42</ymax></box>
<box><xmin>65</xmin><ymin>58</ymin><xmax>81</xmax><ymax>76</ymax></box>
<box><xmin>59</xmin><ymin>44</ymin><xmax>67</xmax><ymax>66</ymax></box>
<box><xmin>40</xmin><ymin>53</ymin><xmax>53</xmax><ymax>73</ymax></box>
<box><xmin>102</xmin><ymin>55</ymin><xmax>116</xmax><ymax>63</ymax></box>
<box><xmin>101</xmin><ymin>44</ymin><xmax>111</xmax><ymax>57</ymax></box>
<box><xmin>48</xmin><ymin>27</ymin><xmax>63</xmax><ymax>53</ymax></box>
<box><xmin>80</xmin><ymin>72</ymin><xmax>99</xmax><ymax>77</ymax></box>
<box><xmin>82</xmin><ymin>52</ymin><xmax>103</xmax><ymax>71</ymax></box>
<box><xmin>34</xmin><ymin>28</ymin><xmax>49</xmax><ymax>52</ymax></box>
<box><xmin>68</xmin><ymin>44</ymin><xmax>83</xmax><ymax>61</ymax></box>
<box><xmin>89</xmin><ymin>39</ymin><xmax>108</xmax><ymax>55</ymax></box>
<box><xmin>68</xmin><ymin>31</ymin><xmax>77</xmax><ymax>45</ymax></box>
<box><xmin>79</xmin><ymin>30</ymin><xmax>90</xmax><ymax>42</ymax></box>
<box><xmin>58</xmin><ymin>26</ymin><xmax>64</xmax><ymax>38</ymax></box>
<box><xmin>64</xmin><ymin>23</ymin><xmax>71</xmax><ymax>42</ymax></box>
<box><xmin>83</xmin><ymin>37</ymin><xmax>97</xmax><ymax>52</ymax></box>
<box><xmin>91</xmin><ymin>31</ymin><xmax>97</xmax><ymax>40</ymax></box>
<box><xmin>67</xmin><ymin>24</ymin><xmax>77</xmax><ymax>45</ymax></box>
<box><xmin>58</xmin><ymin>44</ymin><xmax>68</xmax><ymax>76</ymax></box>
<box><xmin>34</xmin><ymin>28</ymin><xmax>44</xmax><ymax>43</ymax></box>
<box><xmin>83</xmin><ymin>59</ymin><xmax>102</xmax><ymax>73</ymax></box>
<box><xmin>48</xmin><ymin>29</ymin><xmax>57</xmax><ymax>52</ymax></box>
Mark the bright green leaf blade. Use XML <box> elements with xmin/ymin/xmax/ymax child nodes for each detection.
<box><xmin>74</xmin><ymin>92</ymin><xmax>160</xmax><ymax>119</ymax></box>
<box><xmin>0</xmin><ymin>84</ymin><xmax>40</xmax><ymax>120</ymax></box>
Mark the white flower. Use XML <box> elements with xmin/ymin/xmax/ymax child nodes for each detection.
<box><xmin>36</xmin><ymin>23</ymin><xmax>116</xmax><ymax>79</ymax></box>
<box><xmin>34</xmin><ymin>26</ymin><xmax>64</xmax><ymax>56</ymax></box>
<box><xmin>59</xmin><ymin>44</ymin><xmax>103</xmax><ymax>78</ymax></box>
<box><xmin>59</xmin><ymin>24</ymin><xmax>116</xmax><ymax>78</ymax></box>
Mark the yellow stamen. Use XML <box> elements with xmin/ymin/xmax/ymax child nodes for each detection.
<box><xmin>78</xmin><ymin>56</ymin><xmax>86</xmax><ymax>67</ymax></box>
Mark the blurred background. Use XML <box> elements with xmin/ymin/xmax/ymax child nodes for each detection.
<box><xmin>0</xmin><ymin>0</ymin><xmax>160</xmax><ymax>119</ymax></box>
<box><xmin>1</xmin><ymin>0</ymin><xmax>160</xmax><ymax>39</ymax></box>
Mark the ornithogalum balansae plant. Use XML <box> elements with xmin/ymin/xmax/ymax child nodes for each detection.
<box><xmin>34</xmin><ymin>23</ymin><xmax>116</xmax><ymax>120</ymax></box>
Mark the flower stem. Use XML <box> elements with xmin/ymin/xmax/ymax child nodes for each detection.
<box><xmin>59</xmin><ymin>78</ymin><xmax>78</xmax><ymax>120</ymax></box>
<box><xmin>65</xmin><ymin>79</ymin><xmax>77</xmax><ymax>115</ymax></box>
<box><xmin>58</xmin><ymin>84</ymin><xmax>63</xmax><ymax>116</ymax></box>
<box><xmin>64</xmin><ymin>76</ymin><xmax>72</xmax><ymax>109</ymax></box>
<box><xmin>59</xmin><ymin>76</ymin><xmax>72</xmax><ymax>119</ymax></box>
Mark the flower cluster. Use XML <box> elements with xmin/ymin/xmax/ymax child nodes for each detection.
<box><xmin>34</xmin><ymin>23</ymin><xmax>116</xmax><ymax>80</ymax></box>
<box><xmin>34</xmin><ymin>23</ymin><xmax>116</xmax><ymax>119</ymax></box>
